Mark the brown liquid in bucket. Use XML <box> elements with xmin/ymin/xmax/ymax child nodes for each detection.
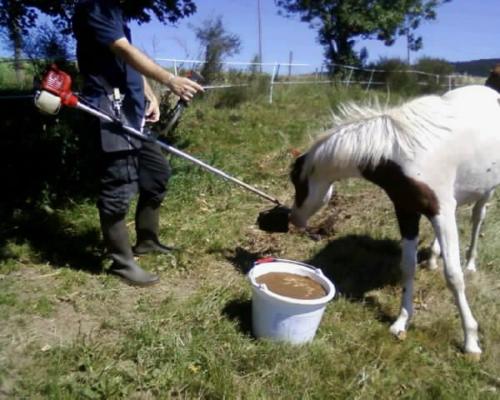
<box><xmin>256</xmin><ymin>272</ymin><xmax>327</xmax><ymax>300</ymax></box>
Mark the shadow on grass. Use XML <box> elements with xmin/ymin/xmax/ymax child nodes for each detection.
<box><xmin>0</xmin><ymin>92</ymin><xmax>105</xmax><ymax>274</ymax></box>
<box><xmin>0</xmin><ymin>206</ymin><xmax>104</xmax><ymax>274</ymax></box>
<box><xmin>224</xmin><ymin>246</ymin><xmax>266</xmax><ymax>275</ymax></box>
<box><xmin>220</xmin><ymin>247</ymin><xmax>262</xmax><ymax>339</ymax></box>
<box><xmin>305</xmin><ymin>234</ymin><xmax>402</xmax><ymax>299</ymax></box>
<box><xmin>222</xmin><ymin>298</ymin><xmax>255</xmax><ymax>339</ymax></box>
<box><xmin>305</xmin><ymin>234</ymin><xmax>404</xmax><ymax>328</ymax></box>
<box><xmin>225</xmin><ymin>234</ymin><xmax>402</xmax><ymax>299</ymax></box>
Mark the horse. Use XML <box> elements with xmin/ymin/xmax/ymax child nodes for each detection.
<box><xmin>289</xmin><ymin>85</ymin><xmax>500</xmax><ymax>358</ymax></box>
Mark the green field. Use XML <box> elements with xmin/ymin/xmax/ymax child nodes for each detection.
<box><xmin>1</xmin><ymin>81</ymin><xmax>500</xmax><ymax>399</ymax></box>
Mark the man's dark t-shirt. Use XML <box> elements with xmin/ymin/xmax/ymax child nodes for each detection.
<box><xmin>73</xmin><ymin>0</ymin><xmax>144</xmax><ymax>152</ymax></box>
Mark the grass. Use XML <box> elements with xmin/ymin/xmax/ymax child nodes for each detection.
<box><xmin>1</xmin><ymin>83</ymin><xmax>500</xmax><ymax>399</ymax></box>
<box><xmin>0</xmin><ymin>60</ymin><xmax>36</xmax><ymax>90</ymax></box>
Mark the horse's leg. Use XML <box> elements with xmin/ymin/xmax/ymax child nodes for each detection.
<box><xmin>464</xmin><ymin>190</ymin><xmax>493</xmax><ymax>272</ymax></box>
<box><xmin>431</xmin><ymin>204</ymin><xmax>481</xmax><ymax>356</ymax></box>
<box><xmin>427</xmin><ymin>236</ymin><xmax>441</xmax><ymax>270</ymax></box>
<box><xmin>389</xmin><ymin>208</ymin><xmax>421</xmax><ymax>339</ymax></box>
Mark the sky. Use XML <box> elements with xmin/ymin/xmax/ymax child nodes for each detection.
<box><xmin>130</xmin><ymin>0</ymin><xmax>500</xmax><ymax>71</ymax></box>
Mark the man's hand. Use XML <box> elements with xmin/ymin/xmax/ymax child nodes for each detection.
<box><xmin>145</xmin><ymin>96</ymin><xmax>160</xmax><ymax>122</ymax></box>
<box><xmin>167</xmin><ymin>75</ymin><xmax>204</xmax><ymax>102</ymax></box>
<box><xmin>144</xmin><ymin>77</ymin><xmax>160</xmax><ymax>122</ymax></box>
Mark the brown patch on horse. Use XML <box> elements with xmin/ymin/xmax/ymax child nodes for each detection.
<box><xmin>485</xmin><ymin>64</ymin><xmax>500</xmax><ymax>93</ymax></box>
<box><xmin>290</xmin><ymin>154</ymin><xmax>309</xmax><ymax>207</ymax></box>
<box><xmin>361</xmin><ymin>160</ymin><xmax>439</xmax><ymax>219</ymax></box>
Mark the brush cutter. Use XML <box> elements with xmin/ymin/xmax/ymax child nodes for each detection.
<box><xmin>34</xmin><ymin>65</ymin><xmax>284</xmax><ymax>209</ymax></box>
<box><xmin>34</xmin><ymin>66</ymin><xmax>292</xmax><ymax>231</ymax></box>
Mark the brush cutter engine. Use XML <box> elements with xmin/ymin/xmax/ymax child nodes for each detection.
<box><xmin>34</xmin><ymin>66</ymin><xmax>78</xmax><ymax>115</ymax></box>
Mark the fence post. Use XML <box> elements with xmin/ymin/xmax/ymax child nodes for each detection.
<box><xmin>269</xmin><ymin>63</ymin><xmax>278</xmax><ymax>104</ymax></box>
<box><xmin>346</xmin><ymin>68</ymin><xmax>354</xmax><ymax>87</ymax></box>
<box><xmin>366</xmin><ymin>69</ymin><xmax>375</xmax><ymax>92</ymax></box>
<box><xmin>173</xmin><ymin>60</ymin><xmax>178</xmax><ymax>76</ymax></box>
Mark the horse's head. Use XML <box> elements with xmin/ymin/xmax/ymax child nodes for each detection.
<box><xmin>289</xmin><ymin>153</ymin><xmax>334</xmax><ymax>228</ymax></box>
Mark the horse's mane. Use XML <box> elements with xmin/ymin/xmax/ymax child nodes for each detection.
<box><xmin>307</xmin><ymin>93</ymin><xmax>455</xmax><ymax>171</ymax></box>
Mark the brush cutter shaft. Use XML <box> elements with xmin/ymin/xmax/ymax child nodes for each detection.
<box><xmin>76</xmin><ymin>101</ymin><xmax>281</xmax><ymax>205</ymax></box>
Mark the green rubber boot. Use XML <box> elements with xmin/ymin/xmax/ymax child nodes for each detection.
<box><xmin>133</xmin><ymin>200</ymin><xmax>175</xmax><ymax>255</ymax></box>
<box><xmin>100</xmin><ymin>212</ymin><xmax>159</xmax><ymax>286</ymax></box>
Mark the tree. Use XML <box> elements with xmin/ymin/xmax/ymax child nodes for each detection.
<box><xmin>401</xmin><ymin>2</ymin><xmax>451</xmax><ymax>64</ymax></box>
<box><xmin>27</xmin><ymin>0</ymin><xmax>197</xmax><ymax>32</ymax></box>
<box><xmin>0</xmin><ymin>0</ymin><xmax>38</xmax><ymax>81</ymax></box>
<box><xmin>275</xmin><ymin>0</ymin><xmax>451</xmax><ymax>70</ymax></box>
<box><xmin>193</xmin><ymin>16</ymin><xmax>241</xmax><ymax>83</ymax></box>
<box><xmin>0</xmin><ymin>0</ymin><xmax>197</xmax><ymax>61</ymax></box>
<box><xmin>23</xmin><ymin>23</ymin><xmax>76</xmax><ymax>77</ymax></box>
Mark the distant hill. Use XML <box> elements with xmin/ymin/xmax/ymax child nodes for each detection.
<box><xmin>450</xmin><ymin>58</ymin><xmax>500</xmax><ymax>77</ymax></box>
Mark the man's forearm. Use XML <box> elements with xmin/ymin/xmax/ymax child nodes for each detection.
<box><xmin>110</xmin><ymin>37</ymin><xmax>204</xmax><ymax>102</ymax></box>
<box><xmin>111</xmin><ymin>38</ymin><xmax>175</xmax><ymax>87</ymax></box>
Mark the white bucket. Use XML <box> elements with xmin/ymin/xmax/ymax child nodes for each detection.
<box><xmin>248</xmin><ymin>258</ymin><xmax>335</xmax><ymax>344</ymax></box>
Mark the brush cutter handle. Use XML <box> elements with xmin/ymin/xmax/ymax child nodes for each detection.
<box><xmin>162</xmin><ymin>100</ymin><xmax>186</xmax><ymax>135</ymax></box>
<box><xmin>161</xmin><ymin>71</ymin><xmax>204</xmax><ymax>135</ymax></box>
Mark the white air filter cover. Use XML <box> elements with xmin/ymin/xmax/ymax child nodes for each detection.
<box><xmin>34</xmin><ymin>90</ymin><xmax>61</xmax><ymax>115</ymax></box>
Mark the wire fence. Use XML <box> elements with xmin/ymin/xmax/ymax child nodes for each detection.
<box><xmin>154</xmin><ymin>58</ymin><xmax>485</xmax><ymax>103</ymax></box>
<box><xmin>0</xmin><ymin>57</ymin><xmax>486</xmax><ymax>103</ymax></box>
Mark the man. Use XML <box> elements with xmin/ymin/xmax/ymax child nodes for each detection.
<box><xmin>73</xmin><ymin>0</ymin><xmax>203</xmax><ymax>286</ymax></box>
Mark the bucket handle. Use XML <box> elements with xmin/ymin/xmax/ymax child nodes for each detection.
<box><xmin>254</xmin><ymin>257</ymin><xmax>325</xmax><ymax>277</ymax></box>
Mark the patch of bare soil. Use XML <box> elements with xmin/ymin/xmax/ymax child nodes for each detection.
<box><xmin>0</xmin><ymin>266</ymin><xmax>200</xmax><ymax>397</ymax></box>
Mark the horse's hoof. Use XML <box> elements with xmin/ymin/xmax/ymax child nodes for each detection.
<box><xmin>465</xmin><ymin>264</ymin><xmax>477</xmax><ymax>273</ymax></box>
<box><xmin>427</xmin><ymin>260</ymin><xmax>439</xmax><ymax>270</ymax></box>
<box><xmin>464</xmin><ymin>352</ymin><xmax>481</xmax><ymax>362</ymax></box>
<box><xmin>390</xmin><ymin>326</ymin><xmax>407</xmax><ymax>341</ymax></box>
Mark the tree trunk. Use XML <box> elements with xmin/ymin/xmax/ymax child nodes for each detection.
<box><xmin>6</xmin><ymin>16</ymin><xmax>24</xmax><ymax>85</ymax></box>
<box><xmin>13</xmin><ymin>27</ymin><xmax>23</xmax><ymax>84</ymax></box>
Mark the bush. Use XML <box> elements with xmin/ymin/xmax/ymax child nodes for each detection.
<box><xmin>414</xmin><ymin>57</ymin><xmax>454</xmax><ymax>94</ymax></box>
<box><xmin>371</xmin><ymin>58</ymin><xmax>420</xmax><ymax>96</ymax></box>
<box><xmin>205</xmin><ymin>72</ymin><xmax>269</xmax><ymax>109</ymax></box>
<box><xmin>0</xmin><ymin>88</ymin><xmax>101</xmax><ymax>211</ymax></box>
<box><xmin>0</xmin><ymin>60</ymin><xmax>35</xmax><ymax>89</ymax></box>
<box><xmin>368</xmin><ymin>57</ymin><xmax>454</xmax><ymax>96</ymax></box>
<box><xmin>23</xmin><ymin>26</ymin><xmax>78</xmax><ymax>86</ymax></box>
